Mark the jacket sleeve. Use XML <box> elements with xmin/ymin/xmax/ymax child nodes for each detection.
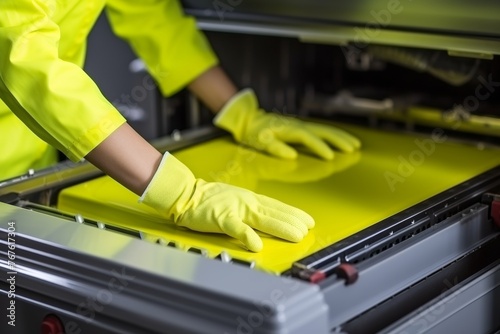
<box><xmin>0</xmin><ymin>0</ymin><xmax>126</xmax><ymax>162</ymax></box>
<box><xmin>105</xmin><ymin>0</ymin><xmax>219</xmax><ymax>97</ymax></box>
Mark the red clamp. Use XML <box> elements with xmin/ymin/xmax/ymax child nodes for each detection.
<box><xmin>292</xmin><ymin>262</ymin><xmax>326</xmax><ymax>283</ymax></box>
<box><xmin>296</xmin><ymin>268</ymin><xmax>326</xmax><ymax>284</ymax></box>
<box><xmin>41</xmin><ymin>314</ymin><xmax>64</xmax><ymax>334</ymax></box>
<box><xmin>336</xmin><ymin>263</ymin><xmax>359</xmax><ymax>285</ymax></box>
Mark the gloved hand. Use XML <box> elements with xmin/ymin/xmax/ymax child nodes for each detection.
<box><xmin>214</xmin><ymin>89</ymin><xmax>361</xmax><ymax>160</ymax></box>
<box><xmin>139</xmin><ymin>152</ymin><xmax>314</xmax><ymax>252</ymax></box>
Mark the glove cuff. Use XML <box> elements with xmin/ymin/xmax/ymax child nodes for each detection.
<box><xmin>213</xmin><ymin>88</ymin><xmax>260</xmax><ymax>141</ymax></box>
<box><xmin>139</xmin><ymin>152</ymin><xmax>196</xmax><ymax>223</ymax></box>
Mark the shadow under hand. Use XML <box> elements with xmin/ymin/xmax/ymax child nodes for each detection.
<box><xmin>229</xmin><ymin>148</ymin><xmax>361</xmax><ymax>189</ymax></box>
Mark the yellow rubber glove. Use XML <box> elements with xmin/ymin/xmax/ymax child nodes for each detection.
<box><xmin>214</xmin><ymin>89</ymin><xmax>362</xmax><ymax>160</ymax></box>
<box><xmin>139</xmin><ymin>152</ymin><xmax>314</xmax><ymax>252</ymax></box>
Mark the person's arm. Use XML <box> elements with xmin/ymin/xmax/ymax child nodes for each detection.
<box><xmin>105</xmin><ymin>0</ymin><xmax>361</xmax><ymax>161</ymax></box>
<box><xmin>0</xmin><ymin>0</ymin><xmax>125</xmax><ymax>162</ymax></box>
<box><xmin>105</xmin><ymin>0</ymin><xmax>218</xmax><ymax>97</ymax></box>
<box><xmin>188</xmin><ymin>66</ymin><xmax>238</xmax><ymax>113</ymax></box>
<box><xmin>84</xmin><ymin>122</ymin><xmax>315</xmax><ymax>253</ymax></box>
<box><xmin>189</xmin><ymin>66</ymin><xmax>363</xmax><ymax>160</ymax></box>
<box><xmin>85</xmin><ymin>123</ymin><xmax>162</xmax><ymax>195</ymax></box>
<box><xmin>1</xmin><ymin>1</ymin><xmax>314</xmax><ymax>252</ymax></box>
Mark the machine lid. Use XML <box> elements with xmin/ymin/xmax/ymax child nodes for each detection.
<box><xmin>182</xmin><ymin>0</ymin><xmax>500</xmax><ymax>58</ymax></box>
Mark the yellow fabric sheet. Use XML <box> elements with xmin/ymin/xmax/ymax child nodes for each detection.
<box><xmin>57</xmin><ymin>122</ymin><xmax>500</xmax><ymax>273</ymax></box>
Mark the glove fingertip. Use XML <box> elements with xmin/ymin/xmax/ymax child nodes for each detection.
<box><xmin>221</xmin><ymin>217</ymin><xmax>263</xmax><ymax>252</ymax></box>
<box><xmin>353</xmin><ymin>138</ymin><xmax>362</xmax><ymax>149</ymax></box>
<box><xmin>301</xmin><ymin>212</ymin><xmax>315</xmax><ymax>229</ymax></box>
<box><xmin>342</xmin><ymin>137</ymin><xmax>362</xmax><ymax>152</ymax></box>
<box><xmin>341</xmin><ymin>146</ymin><xmax>355</xmax><ymax>153</ymax></box>
<box><xmin>236</xmin><ymin>223</ymin><xmax>263</xmax><ymax>252</ymax></box>
<box><xmin>293</xmin><ymin>208</ymin><xmax>315</xmax><ymax>230</ymax></box>
<box><xmin>244</xmin><ymin>232</ymin><xmax>264</xmax><ymax>252</ymax></box>
<box><xmin>306</xmin><ymin>217</ymin><xmax>316</xmax><ymax>229</ymax></box>
<box><xmin>290</xmin><ymin>229</ymin><xmax>306</xmax><ymax>243</ymax></box>
<box><xmin>282</xmin><ymin>149</ymin><xmax>298</xmax><ymax>160</ymax></box>
<box><xmin>269</xmin><ymin>145</ymin><xmax>297</xmax><ymax>160</ymax></box>
<box><xmin>320</xmin><ymin>149</ymin><xmax>334</xmax><ymax>161</ymax></box>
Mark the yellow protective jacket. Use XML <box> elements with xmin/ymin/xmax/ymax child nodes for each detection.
<box><xmin>0</xmin><ymin>0</ymin><xmax>218</xmax><ymax>180</ymax></box>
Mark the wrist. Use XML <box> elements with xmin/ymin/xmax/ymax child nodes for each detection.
<box><xmin>85</xmin><ymin>123</ymin><xmax>163</xmax><ymax>195</ymax></box>
<box><xmin>139</xmin><ymin>152</ymin><xmax>196</xmax><ymax>222</ymax></box>
<box><xmin>213</xmin><ymin>88</ymin><xmax>260</xmax><ymax>141</ymax></box>
<box><xmin>188</xmin><ymin>66</ymin><xmax>238</xmax><ymax>112</ymax></box>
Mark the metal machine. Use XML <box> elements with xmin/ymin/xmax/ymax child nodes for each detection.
<box><xmin>2</xmin><ymin>2</ymin><xmax>500</xmax><ymax>333</ymax></box>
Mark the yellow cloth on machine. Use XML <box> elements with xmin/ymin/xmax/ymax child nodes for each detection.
<box><xmin>58</xmin><ymin>122</ymin><xmax>500</xmax><ymax>273</ymax></box>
